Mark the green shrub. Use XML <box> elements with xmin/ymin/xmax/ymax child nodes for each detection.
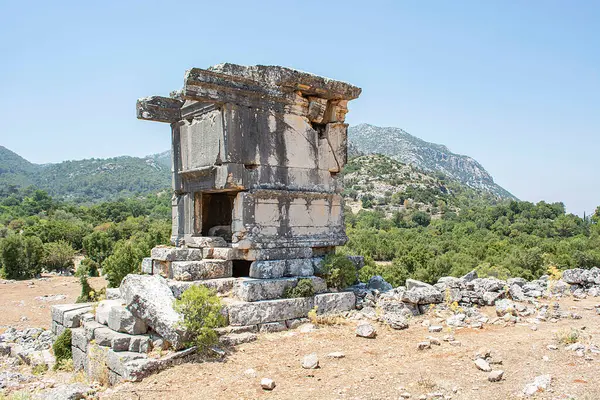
<box><xmin>284</xmin><ymin>279</ymin><xmax>315</xmax><ymax>298</ymax></box>
<box><xmin>0</xmin><ymin>234</ymin><xmax>44</xmax><ymax>280</ymax></box>
<box><xmin>42</xmin><ymin>240</ymin><xmax>75</xmax><ymax>272</ymax></box>
<box><xmin>102</xmin><ymin>240</ymin><xmax>143</xmax><ymax>287</ymax></box>
<box><xmin>319</xmin><ymin>254</ymin><xmax>357</xmax><ymax>289</ymax></box>
<box><xmin>31</xmin><ymin>363</ymin><xmax>48</xmax><ymax>375</ymax></box>
<box><xmin>52</xmin><ymin>328</ymin><xmax>72</xmax><ymax>369</ymax></box>
<box><xmin>78</xmin><ymin>257</ymin><xmax>100</xmax><ymax>277</ymax></box>
<box><xmin>173</xmin><ymin>285</ymin><xmax>226</xmax><ymax>351</ymax></box>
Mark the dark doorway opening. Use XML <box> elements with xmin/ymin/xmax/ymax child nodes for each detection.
<box><xmin>232</xmin><ymin>260</ymin><xmax>251</xmax><ymax>278</ymax></box>
<box><xmin>198</xmin><ymin>192</ymin><xmax>237</xmax><ymax>240</ymax></box>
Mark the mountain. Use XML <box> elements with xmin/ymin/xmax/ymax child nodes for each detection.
<box><xmin>0</xmin><ymin>146</ymin><xmax>171</xmax><ymax>202</ymax></box>
<box><xmin>348</xmin><ymin>124</ymin><xmax>515</xmax><ymax>199</ymax></box>
<box><xmin>343</xmin><ymin>154</ymin><xmax>502</xmax><ymax>217</ymax></box>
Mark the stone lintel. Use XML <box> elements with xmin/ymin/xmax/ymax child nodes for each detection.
<box><xmin>136</xmin><ymin>96</ymin><xmax>183</xmax><ymax>123</ymax></box>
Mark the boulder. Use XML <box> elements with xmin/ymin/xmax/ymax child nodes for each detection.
<box><xmin>356</xmin><ymin>322</ymin><xmax>376</xmax><ymax>338</ymax></box>
<box><xmin>401</xmin><ymin>287</ymin><xmax>443</xmax><ymax>305</ymax></box>
<box><xmin>482</xmin><ymin>291</ymin><xmax>503</xmax><ymax>306</ymax></box>
<box><xmin>461</xmin><ymin>270</ymin><xmax>478</xmax><ymax>282</ymax></box>
<box><xmin>562</xmin><ymin>269</ymin><xmax>588</xmax><ymax>284</ymax></box>
<box><xmin>120</xmin><ymin>274</ymin><xmax>187</xmax><ymax>349</ymax></box>
<box><xmin>474</xmin><ymin>358</ymin><xmax>491</xmax><ymax>372</ymax></box>
<box><xmin>508</xmin><ymin>284</ymin><xmax>526</xmax><ymax>301</ymax></box>
<box><xmin>405</xmin><ymin>279</ymin><xmax>433</xmax><ymax>290</ymax></box>
<box><xmin>367</xmin><ymin>275</ymin><xmax>392</xmax><ymax>292</ymax></box>
<box><xmin>495</xmin><ymin>299</ymin><xmax>517</xmax><ymax>317</ymax></box>
<box><xmin>379</xmin><ymin>312</ymin><xmax>408</xmax><ymax>330</ymax></box>
<box><xmin>302</xmin><ymin>353</ymin><xmax>319</xmax><ymax>369</ymax></box>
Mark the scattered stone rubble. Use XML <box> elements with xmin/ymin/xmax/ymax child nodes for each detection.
<box><xmin>350</xmin><ymin>268</ymin><xmax>600</xmax><ymax>332</ymax></box>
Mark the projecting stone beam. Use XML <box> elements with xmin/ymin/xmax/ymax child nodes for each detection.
<box><xmin>136</xmin><ymin>96</ymin><xmax>184</xmax><ymax>123</ymax></box>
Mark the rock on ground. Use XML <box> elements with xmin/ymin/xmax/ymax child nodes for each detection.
<box><xmin>261</xmin><ymin>378</ymin><xmax>276</xmax><ymax>390</ymax></box>
<box><xmin>356</xmin><ymin>322</ymin><xmax>377</xmax><ymax>338</ymax></box>
<box><xmin>523</xmin><ymin>374</ymin><xmax>552</xmax><ymax>396</ymax></box>
<box><xmin>302</xmin><ymin>353</ymin><xmax>319</xmax><ymax>369</ymax></box>
<box><xmin>488</xmin><ymin>370</ymin><xmax>504</xmax><ymax>382</ymax></box>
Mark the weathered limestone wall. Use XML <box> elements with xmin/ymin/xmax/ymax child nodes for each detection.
<box><xmin>137</xmin><ymin>63</ymin><xmax>361</xmax><ymax>249</ymax></box>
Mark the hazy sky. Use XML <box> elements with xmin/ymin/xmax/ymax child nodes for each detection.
<box><xmin>0</xmin><ymin>1</ymin><xmax>598</xmax><ymax>215</ymax></box>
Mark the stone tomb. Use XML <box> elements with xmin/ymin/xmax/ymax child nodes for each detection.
<box><xmin>55</xmin><ymin>64</ymin><xmax>362</xmax><ymax>385</ymax></box>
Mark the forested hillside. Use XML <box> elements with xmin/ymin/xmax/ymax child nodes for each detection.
<box><xmin>0</xmin><ymin>146</ymin><xmax>171</xmax><ymax>203</ymax></box>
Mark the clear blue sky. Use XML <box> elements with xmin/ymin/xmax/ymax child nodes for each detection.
<box><xmin>0</xmin><ymin>1</ymin><xmax>598</xmax><ymax>215</ymax></box>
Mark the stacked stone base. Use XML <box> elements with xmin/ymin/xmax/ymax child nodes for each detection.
<box><xmin>52</xmin><ymin>243</ymin><xmax>358</xmax><ymax>386</ymax></box>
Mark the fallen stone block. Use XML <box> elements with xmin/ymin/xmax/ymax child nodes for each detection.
<box><xmin>219</xmin><ymin>332</ymin><xmax>258</xmax><ymax>346</ymax></box>
<box><xmin>51</xmin><ymin>303</ymin><xmax>92</xmax><ymax>325</ymax></box>
<box><xmin>106</xmin><ymin>350</ymin><xmax>147</xmax><ymax>377</ymax></box>
<box><xmin>120</xmin><ymin>274</ymin><xmax>188</xmax><ymax>349</ymax></box>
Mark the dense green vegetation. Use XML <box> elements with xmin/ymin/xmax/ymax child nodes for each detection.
<box><xmin>345</xmin><ymin>201</ymin><xmax>600</xmax><ymax>287</ymax></box>
<box><xmin>0</xmin><ymin>146</ymin><xmax>171</xmax><ymax>203</ymax></box>
<box><xmin>0</xmin><ymin>153</ymin><xmax>598</xmax><ymax>291</ymax></box>
<box><xmin>0</xmin><ymin>186</ymin><xmax>170</xmax><ymax>284</ymax></box>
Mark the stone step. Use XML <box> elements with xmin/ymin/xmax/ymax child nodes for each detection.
<box><xmin>150</xmin><ymin>247</ymin><xmax>203</xmax><ymax>262</ymax></box>
<box><xmin>170</xmin><ymin>260</ymin><xmax>233</xmax><ymax>281</ymax></box>
<box><xmin>224</xmin><ymin>291</ymin><xmax>356</xmax><ymax>326</ymax></box>
<box><xmin>249</xmin><ymin>258</ymin><xmax>317</xmax><ymax>279</ymax></box>
<box><xmin>232</xmin><ymin>276</ymin><xmax>327</xmax><ymax>302</ymax></box>
<box><xmin>94</xmin><ymin>327</ymin><xmax>152</xmax><ymax>353</ymax></box>
<box><xmin>168</xmin><ymin>277</ymin><xmax>237</xmax><ymax>298</ymax></box>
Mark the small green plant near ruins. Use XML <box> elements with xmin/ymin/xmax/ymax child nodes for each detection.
<box><xmin>31</xmin><ymin>363</ymin><xmax>48</xmax><ymax>375</ymax></box>
<box><xmin>174</xmin><ymin>285</ymin><xmax>226</xmax><ymax>352</ymax></box>
<box><xmin>284</xmin><ymin>279</ymin><xmax>315</xmax><ymax>298</ymax></box>
<box><xmin>52</xmin><ymin>328</ymin><xmax>72</xmax><ymax>370</ymax></box>
<box><xmin>555</xmin><ymin>328</ymin><xmax>580</xmax><ymax>345</ymax></box>
<box><xmin>319</xmin><ymin>253</ymin><xmax>357</xmax><ymax>290</ymax></box>
<box><xmin>75</xmin><ymin>265</ymin><xmax>105</xmax><ymax>303</ymax></box>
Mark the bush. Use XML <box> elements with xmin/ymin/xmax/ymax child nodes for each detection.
<box><xmin>79</xmin><ymin>257</ymin><xmax>99</xmax><ymax>277</ymax></box>
<box><xmin>42</xmin><ymin>240</ymin><xmax>75</xmax><ymax>272</ymax></box>
<box><xmin>284</xmin><ymin>279</ymin><xmax>315</xmax><ymax>298</ymax></box>
<box><xmin>102</xmin><ymin>240</ymin><xmax>143</xmax><ymax>288</ymax></box>
<box><xmin>319</xmin><ymin>254</ymin><xmax>357</xmax><ymax>289</ymax></box>
<box><xmin>0</xmin><ymin>234</ymin><xmax>44</xmax><ymax>280</ymax></box>
<box><xmin>173</xmin><ymin>285</ymin><xmax>226</xmax><ymax>351</ymax></box>
<box><xmin>52</xmin><ymin>328</ymin><xmax>72</xmax><ymax>369</ymax></box>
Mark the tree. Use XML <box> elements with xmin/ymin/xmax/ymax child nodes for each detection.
<box><xmin>0</xmin><ymin>234</ymin><xmax>44</xmax><ymax>279</ymax></box>
<box><xmin>82</xmin><ymin>230</ymin><xmax>114</xmax><ymax>266</ymax></box>
<box><xmin>42</xmin><ymin>240</ymin><xmax>76</xmax><ymax>272</ymax></box>
<box><xmin>411</xmin><ymin>211</ymin><xmax>431</xmax><ymax>227</ymax></box>
<box><xmin>102</xmin><ymin>240</ymin><xmax>143</xmax><ymax>287</ymax></box>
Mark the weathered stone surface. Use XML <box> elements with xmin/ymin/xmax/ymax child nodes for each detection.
<box><xmin>37</xmin><ymin>383</ymin><xmax>91</xmax><ymax>400</ymax></box>
<box><xmin>356</xmin><ymin>322</ymin><xmax>376</xmax><ymax>338</ymax></box>
<box><xmin>258</xmin><ymin>321</ymin><xmax>287</xmax><ymax>333</ymax></box>
<box><xmin>227</xmin><ymin>297</ymin><xmax>314</xmax><ymax>326</ymax></box>
<box><xmin>107</xmin><ymin>350</ymin><xmax>147</xmax><ymax>377</ymax></box>
<box><xmin>474</xmin><ymin>358</ymin><xmax>491</xmax><ymax>372</ymax></box>
<box><xmin>367</xmin><ymin>275</ymin><xmax>392</xmax><ymax>292</ymax></box>
<box><xmin>284</xmin><ymin>259</ymin><xmax>315</xmax><ymax>277</ymax></box>
<box><xmin>168</xmin><ymin>278</ymin><xmax>237</xmax><ymax>298</ymax></box>
<box><xmin>71</xmin><ymin>328</ymin><xmax>87</xmax><ymax>352</ymax></box>
<box><xmin>523</xmin><ymin>374</ymin><xmax>552</xmax><ymax>396</ymax></box>
<box><xmin>151</xmin><ymin>246</ymin><xmax>203</xmax><ymax>261</ymax></box>
<box><xmin>562</xmin><ymin>268</ymin><xmax>587</xmax><ymax>284</ymax></box>
<box><xmin>187</xmin><ymin>236</ymin><xmax>228</xmax><ymax>248</ymax></box>
<box><xmin>234</xmin><ymin>276</ymin><xmax>327</xmax><ymax>302</ymax></box>
<box><xmin>302</xmin><ymin>353</ymin><xmax>319</xmax><ymax>369</ymax></box>
<box><xmin>171</xmin><ymin>260</ymin><xmax>233</xmax><ymax>281</ymax></box>
<box><xmin>51</xmin><ymin>303</ymin><xmax>92</xmax><ymax>325</ymax></box>
<box><xmin>314</xmin><ymin>292</ymin><xmax>356</xmax><ymax>314</ymax></box>
<box><xmin>141</xmin><ymin>257</ymin><xmax>153</xmax><ymax>274</ymax></box>
<box><xmin>108</xmin><ymin>305</ymin><xmax>148</xmax><ymax>335</ymax></box>
<box><xmin>72</xmin><ymin>345</ymin><xmax>87</xmax><ymax>371</ymax></box>
<box><xmin>95</xmin><ymin>300</ymin><xmax>124</xmax><ymax>325</ymax></box>
<box><xmin>106</xmin><ymin>288</ymin><xmax>121</xmax><ymax>300</ymax></box>
<box><xmin>63</xmin><ymin>306</ymin><xmax>92</xmax><ymax>328</ymax></box>
<box><xmin>380</xmin><ymin>312</ymin><xmax>408</xmax><ymax>330</ymax></box>
<box><xmin>261</xmin><ymin>378</ymin><xmax>276</xmax><ymax>390</ymax></box>
<box><xmin>495</xmin><ymin>299</ymin><xmax>517</xmax><ymax>317</ymax></box>
<box><xmin>249</xmin><ymin>260</ymin><xmax>286</xmax><ymax>279</ymax></box>
<box><xmin>219</xmin><ymin>332</ymin><xmax>258</xmax><ymax>346</ymax></box>
<box><xmin>401</xmin><ymin>287</ymin><xmax>443</xmax><ymax>305</ymax></box>
<box><xmin>509</xmin><ymin>284</ymin><xmax>526</xmax><ymax>301</ymax></box>
<box><xmin>120</xmin><ymin>274</ymin><xmax>187</xmax><ymax>349</ymax></box>
<box><xmin>488</xmin><ymin>370</ymin><xmax>504</xmax><ymax>382</ymax></box>
<box><xmin>461</xmin><ymin>270</ymin><xmax>478</xmax><ymax>282</ymax></box>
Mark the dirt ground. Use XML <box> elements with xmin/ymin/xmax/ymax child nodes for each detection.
<box><xmin>0</xmin><ymin>275</ymin><xmax>106</xmax><ymax>331</ymax></box>
<box><xmin>103</xmin><ymin>298</ymin><xmax>600</xmax><ymax>400</ymax></box>
<box><xmin>1</xmin><ymin>278</ymin><xmax>599</xmax><ymax>399</ymax></box>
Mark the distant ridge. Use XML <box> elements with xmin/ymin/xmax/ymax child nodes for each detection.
<box><xmin>348</xmin><ymin>124</ymin><xmax>515</xmax><ymax>199</ymax></box>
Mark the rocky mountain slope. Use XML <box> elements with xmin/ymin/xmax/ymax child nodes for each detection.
<box><xmin>348</xmin><ymin>124</ymin><xmax>515</xmax><ymax>199</ymax></box>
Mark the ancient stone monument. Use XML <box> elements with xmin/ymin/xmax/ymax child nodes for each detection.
<box><xmin>51</xmin><ymin>64</ymin><xmax>362</xmax><ymax>384</ymax></box>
